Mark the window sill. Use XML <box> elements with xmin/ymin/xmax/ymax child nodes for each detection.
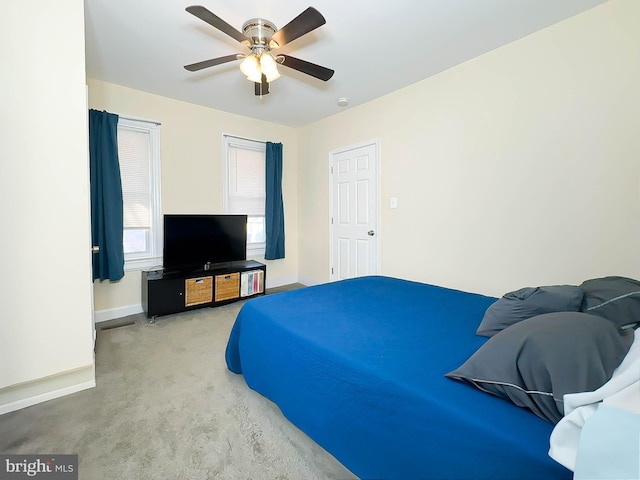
<box><xmin>124</xmin><ymin>256</ymin><xmax>163</xmax><ymax>272</ymax></box>
<box><xmin>247</xmin><ymin>246</ymin><xmax>265</xmax><ymax>258</ymax></box>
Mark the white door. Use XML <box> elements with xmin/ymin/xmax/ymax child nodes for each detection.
<box><xmin>330</xmin><ymin>141</ymin><xmax>379</xmax><ymax>280</ymax></box>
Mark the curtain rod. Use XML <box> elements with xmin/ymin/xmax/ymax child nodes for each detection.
<box><xmin>223</xmin><ymin>134</ymin><xmax>265</xmax><ymax>144</ymax></box>
<box><xmin>119</xmin><ymin>113</ymin><xmax>161</xmax><ymax>126</ymax></box>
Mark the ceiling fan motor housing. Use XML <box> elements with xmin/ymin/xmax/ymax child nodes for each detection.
<box><xmin>242</xmin><ymin>18</ymin><xmax>277</xmax><ymax>48</ymax></box>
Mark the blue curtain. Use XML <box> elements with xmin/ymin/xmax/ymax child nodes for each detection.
<box><xmin>265</xmin><ymin>141</ymin><xmax>285</xmax><ymax>260</ymax></box>
<box><xmin>89</xmin><ymin>109</ymin><xmax>125</xmax><ymax>281</ymax></box>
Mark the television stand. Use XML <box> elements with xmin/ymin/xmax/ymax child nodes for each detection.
<box><xmin>141</xmin><ymin>260</ymin><xmax>266</xmax><ymax>321</ymax></box>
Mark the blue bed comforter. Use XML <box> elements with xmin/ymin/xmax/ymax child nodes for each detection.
<box><xmin>225</xmin><ymin>276</ymin><xmax>571</xmax><ymax>480</ymax></box>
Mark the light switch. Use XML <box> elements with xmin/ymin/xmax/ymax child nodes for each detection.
<box><xmin>390</xmin><ymin>197</ymin><xmax>398</xmax><ymax>209</ymax></box>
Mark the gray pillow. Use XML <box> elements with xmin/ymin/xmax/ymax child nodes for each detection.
<box><xmin>476</xmin><ymin>285</ymin><xmax>584</xmax><ymax>337</ymax></box>
<box><xmin>580</xmin><ymin>276</ymin><xmax>640</xmax><ymax>328</ymax></box>
<box><xmin>447</xmin><ymin>312</ymin><xmax>634</xmax><ymax>424</ymax></box>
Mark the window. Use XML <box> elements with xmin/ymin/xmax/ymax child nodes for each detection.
<box><xmin>117</xmin><ymin>116</ymin><xmax>162</xmax><ymax>270</ymax></box>
<box><xmin>223</xmin><ymin>136</ymin><xmax>266</xmax><ymax>257</ymax></box>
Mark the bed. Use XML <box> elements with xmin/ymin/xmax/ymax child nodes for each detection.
<box><xmin>225</xmin><ymin>275</ymin><xmax>637</xmax><ymax>480</ymax></box>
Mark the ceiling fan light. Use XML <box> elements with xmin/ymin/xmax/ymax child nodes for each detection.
<box><xmin>259</xmin><ymin>53</ymin><xmax>280</xmax><ymax>82</ymax></box>
<box><xmin>239</xmin><ymin>54</ymin><xmax>259</xmax><ymax>77</ymax></box>
<box><xmin>246</xmin><ymin>71</ymin><xmax>263</xmax><ymax>83</ymax></box>
<box><xmin>265</xmin><ymin>69</ymin><xmax>281</xmax><ymax>82</ymax></box>
<box><xmin>260</xmin><ymin>52</ymin><xmax>277</xmax><ymax>71</ymax></box>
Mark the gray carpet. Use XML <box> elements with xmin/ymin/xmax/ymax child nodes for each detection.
<box><xmin>0</xmin><ymin>296</ymin><xmax>357</xmax><ymax>479</ymax></box>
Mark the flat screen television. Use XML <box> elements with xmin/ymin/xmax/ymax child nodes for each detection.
<box><xmin>163</xmin><ymin>214</ymin><xmax>247</xmax><ymax>273</ymax></box>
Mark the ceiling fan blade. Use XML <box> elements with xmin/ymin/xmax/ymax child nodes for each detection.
<box><xmin>186</xmin><ymin>5</ymin><xmax>250</xmax><ymax>45</ymax></box>
<box><xmin>279</xmin><ymin>55</ymin><xmax>334</xmax><ymax>81</ymax></box>
<box><xmin>269</xmin><ymin>7</ymin><xmax>326</xmax><ymax>48</ymax></box>
<box><xmin>184</xmin><ymin>54</ymin><xmax>240</xmax><ymax>72</ymax></box>
<box><xmin>255</xmin><ymin>74</ymin><xmax>270</xmax><ymax>96</ymax></box>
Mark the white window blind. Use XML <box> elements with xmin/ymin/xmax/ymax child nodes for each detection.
<box><xmin>223</xmin><ymin>136</ymin><xmax>266</xmax><ymax>256</ymax></box>
<box><xmin>117</xmin><ymin>116</ymin><xmax>162</xmax><ymax>269</ymax></box>
<box><xmin>119</xmin><ymin>127</ymin><xmax>151</xmax><ymax>229</ymax></box>
<box><xmin>227</xmin><ymin>145</ymin><xmax>265</xmax><ymax>215</ymax></box>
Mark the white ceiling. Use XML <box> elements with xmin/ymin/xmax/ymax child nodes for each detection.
<box><xmin>84</xmin><ymin>0</ymin><xmax>607</xmax><ymax>127</ymax></box>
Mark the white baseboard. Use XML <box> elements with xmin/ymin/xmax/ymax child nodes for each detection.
<box><xmin>0</xmin><ymin>366</ymin><xmax>95</xmax><ymax>415</ymax></box>
<box><xmin>297</xmin><ymin>276</ymin><xmax>324</xmax><ymax>287</ymax></box>
<box><xmin>94</xmin><ymin>304</ymin><xmax>144</xmax><ymax>323</ymax></box>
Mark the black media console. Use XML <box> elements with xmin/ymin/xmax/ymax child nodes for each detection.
<box><xmin>142</xmin><ymin>260</ymin><xmax>266</xmax><ymax>321</ymax></box>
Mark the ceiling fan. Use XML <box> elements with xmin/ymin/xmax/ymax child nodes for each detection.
<box><xmin>184</xmin><ymin>5</ymin><xmax>334</xmax><ymax>96</ymax></box>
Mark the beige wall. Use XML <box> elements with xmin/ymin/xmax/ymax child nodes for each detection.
<box><xmin>88</xmin><ymin>80</ymin><xmax>299</xmax><ymax>313</ymax></box>
<box><xmin>298</xmin><ymin>0</ymin><xmax>640</xmax><ymax>296</ymax></box>
<box><xmin>0</xmin><ymin>0</ymin><xmax>95</xmax><ymax>409</ymax></box>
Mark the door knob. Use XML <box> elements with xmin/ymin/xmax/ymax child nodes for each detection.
<box><xmin>367</xmin><ymin>230</ymin><xmax>375</xmax><ymax>236</ymax></box>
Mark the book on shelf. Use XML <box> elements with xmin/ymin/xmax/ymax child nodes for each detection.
<box><xmin>240</xmin><ymin>269</ymin><xmax>264</xmax><ymax>297</ymax></box>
